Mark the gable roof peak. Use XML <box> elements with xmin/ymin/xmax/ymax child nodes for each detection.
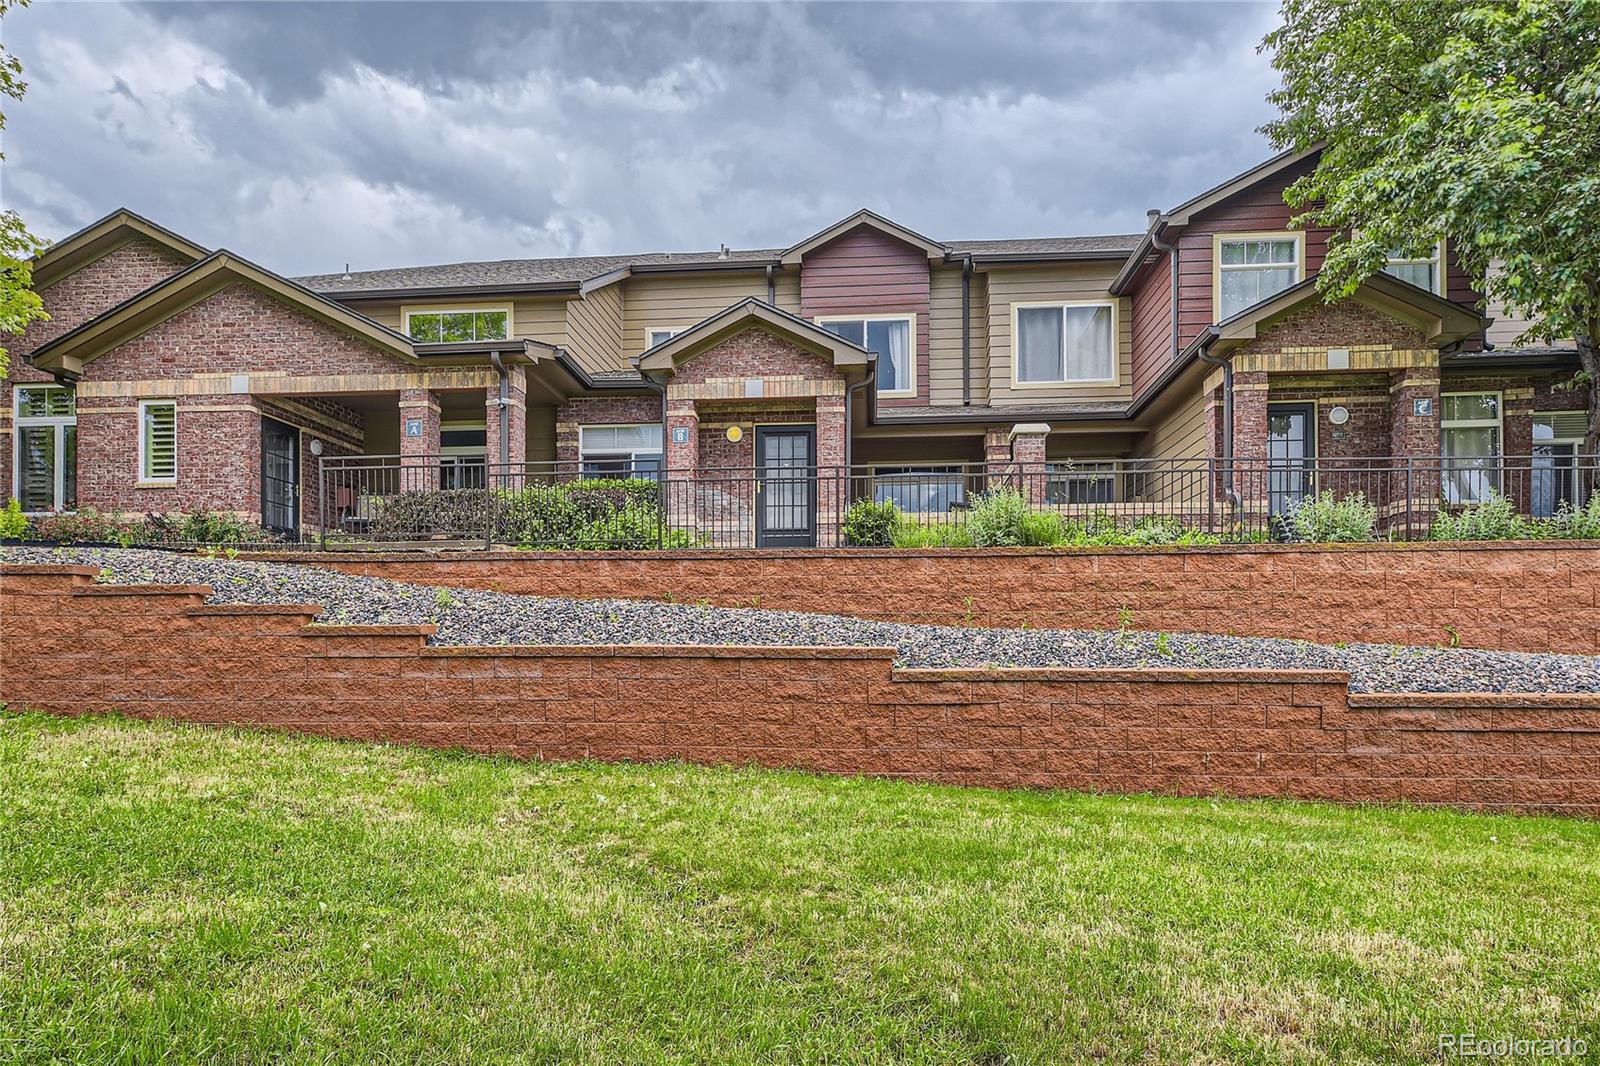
<box><xmin>31</xmin><ymin>207</ymin><xmax>210</xmax><ymax>289</ymax></box>
<box><xmin>779</xmin><ymin>208</ymin><xmax>948</xmax><ymax>266</ymax></box>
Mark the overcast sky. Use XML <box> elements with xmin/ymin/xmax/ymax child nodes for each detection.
<box><xmin>2</xmin><ymin>1</ymin><xmax>1282</xmax><ymax>277</ymax></box>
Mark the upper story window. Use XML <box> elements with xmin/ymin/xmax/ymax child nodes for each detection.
<box><xmin>1012</xmin><ymin>302</ymin><xmax>1116</xmax><ymax>386</ymax></box>
<box><xmin>12</xmin><ymin>384</ymin><xmax>76</xmax><ymax>512</ymax></box>
<box><xmin>817</xmin><ymin>315</ymin><xmax>915</xmax><ymax>396</ymax></box>
<box><xmin>1215</xmin><ymin>235</ymin><xmax>1301</xmax><ymax>319</ymax></box>
<box><xmin>645</xmin><ymin>328</ymin><xmax>679</xmax><ymax>349</ymax></box>
<box><xmin>403</xmin><ymin>306</ymin><xmax>510</xmax><ymax>343</ymax></box>
<box><xmin>1383</xmin><ymin>241</ymin><xmax>1445</xmax><ymax>295</ymax></box>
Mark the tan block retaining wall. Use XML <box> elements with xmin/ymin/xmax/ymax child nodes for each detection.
<box><xmin>255</xmin><ymin>542</ymin><xmax>1600</xmax><ymax>655</ymax></box>
<box><xmin>4</xmin><ymin>564</ymin><xmax>1598</xmax><ymax>815</ymax></box>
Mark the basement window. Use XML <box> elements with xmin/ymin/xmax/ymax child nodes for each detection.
<box><xmin>138</xmin><ymin>400</ymin><xmax>178</xmax><ymax>484</ymax></box>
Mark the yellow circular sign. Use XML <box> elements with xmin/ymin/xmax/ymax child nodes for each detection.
<box><xmin>726</xmin><ymin>425</ymin><xmax>744</xmax><ymax>443</ymax></box>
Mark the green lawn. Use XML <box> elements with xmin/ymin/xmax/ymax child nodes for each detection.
<box><xmin>1</xmin><ymin>711</ymin><xmax>1597</xmax><ymax>1065</ymax></box>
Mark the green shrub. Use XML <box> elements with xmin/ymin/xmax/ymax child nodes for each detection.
<box><xmin>1018</xmin><ymin>510</ymin><xmax>1064</xmax><ymax>546</ymax></box>
<box><xmin>841</xmin><ymin>498</ymin><xmax>901</xmax><ymax>547</ymax></box>
<box><xmin>965</xmin><ymin>488</ymin><xmax>1031</xmax><ymax>547</ymax></box>
<box><xmin>175</xmin><ymin>510</ymin><xmax>270</xmax><ymax>544</ymax></box>
<box><xmin>1115</xmin><ymin>516</ymin><xmax>1222</xmax><ymax>546</ymax></box>
<box><xmin>1538</xmin><ymin>494</ymin><xmax>1600</xmax><ymax>540</ymax></box>
<box><xmin>0</xmin><ymin>499</ymin><xmax>27</xmax><ymax>540</ymax></box>
<box><xmin>1286</xmin><ymin>490</ymin><xmax>1378</xmax><ymax>543</ymax></box>
<box><xmin>29</xmin><ymin>507</ymin><xmax>134</xmax><ymax>545</ymax></box>
<box><xmin>369</xmin><ymin>489</ymin><xmax>495</xmax><ymax>541</ymax></box>
<box><xmin>1428</xmin><ymin>493</ymin><xmax>1530</xmax><ymax>541</ymax></box>
<box><xmin>891</xmin><ymin>521</ymin><xmax>974</xmax><ymax>548</ymax></box>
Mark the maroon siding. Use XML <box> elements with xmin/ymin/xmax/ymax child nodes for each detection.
<box><xmin>799</xmin><ymin>225</ymin><xmax>931</xmax><ymax>407</ymax></box>
<box><xmin>1128</xmin><ymin>252</ymin><xmax>1174</xmax><ymax>399</ymax></box>
<box><xmin>1176</xmin><ymin>158</ymin><xmax>1331</xmax><ymax>347</ymax></box>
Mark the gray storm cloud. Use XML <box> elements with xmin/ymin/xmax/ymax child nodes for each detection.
<box><xmin>2</xmin><ymin>1</ymin><xmax>1282</xmax><ymax>276</ymax></box>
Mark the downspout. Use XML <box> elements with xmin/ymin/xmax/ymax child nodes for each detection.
<box><xmin>961</xmin><ymin>255</ymin><xmax>973</xmax><ymax>405</ymax></box>
<box><xmin>845</xmin><ymin>362</ymin><xmax>876</xmax><ymax>468</ymax></box>
<box><xmin>765</xmin><ymin>264</ymin><xmax>776</xmax><ymax>305</ymax></box>
<box><xmin>1196</xmin><ymin>341</ymin><xmax>1241</xmax><ymax>510</ymax></box>
<box><xmin>489</xmin><ymin>350</ymin><xmax>510</xmax><ymax>465</ymax></box>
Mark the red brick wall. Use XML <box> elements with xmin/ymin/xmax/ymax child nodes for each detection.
<box><xmin>269</xmin><ymin>542</ymin><xmax>1600</xmax><ymax>655</ymax></box>
<box><xmin>5</xmin><ymin>564</ymin><xmax>1597</xmax><ymax>815</ymax></box>
<box><xmin>2</xmin><ymin>239</ymin><xmax>197</xmax><ymax>491</ymax></box>
<box><xmin>798</xmin><ymin>226</ymin><xmax>931</xmax><ymax>406</ymax></box>
<box><xmin>555</xmin><ymin>396</ymin><xmax>661</xmax><ymax>467</ymax></box>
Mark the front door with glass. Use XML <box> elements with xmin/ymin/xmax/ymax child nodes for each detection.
<box><xmin>261</xmin><ymin>417</ymin><xmax>300</xmax><ymax>535</ymax></box>
<box><xmin>754</xmin><ymin>426</ymin><xmax>816</xmax><ymax>547</ymax></box>
<box><xmin>1266</xmin><ymin>402</ymin><xmax>1315</xmax><ymax>517</ymax></box>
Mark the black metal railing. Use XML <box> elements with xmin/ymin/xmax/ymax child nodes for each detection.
<box><xmin>312</xmin><ymin>454</ymin><xmax>1600</xmax><ymax>549</ymax></box>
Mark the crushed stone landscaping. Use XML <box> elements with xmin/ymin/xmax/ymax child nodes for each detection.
<box><xmin>6</xmin><ymin>544</ymin><xmax>1599</xmax><ymax>695</ymax></box>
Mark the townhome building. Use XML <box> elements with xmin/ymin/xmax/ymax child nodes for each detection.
<box><xmin>2</xmin><ymin>145</ymin><xmax>1586</xmax><ymax>545</ymax></box>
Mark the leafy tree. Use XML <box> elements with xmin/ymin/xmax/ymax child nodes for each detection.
<box><xmin>0</xmin><ymin>0</ymin><xmax>48</xmax><ymax>379</ymax></box>
<box><xmin>1261</xmin><ymin>0</ymin><xmax>1600</xmax><ymax>450</ymax></box>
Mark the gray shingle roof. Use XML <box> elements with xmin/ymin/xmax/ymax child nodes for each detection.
<box><xmin>296</xmin><ymin>233</ymin><xmax>1143</xmax><ymax>295</ymax></box>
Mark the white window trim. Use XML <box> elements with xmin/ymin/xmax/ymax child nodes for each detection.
<box><xmin>1009</xmin><ymin>300</ymin><xmax>1120</xmax><ymax>388</ymax></box>
<box><xmin>1532</xmin><ymin>411</ymin><xmax>1586</xmax><ymax>446</ymax></box>
<box><xmin>1441</xmin><ymin>390</ymin><xmax>1505</xmax><ymax>435</ymax></box>
<box><xmin>137</xmin><ymin>399</ymin><xmax>178</xmax><ymax>486</ymax></box>
<box><xmin>400</xmin><ymin>304</ymin><xmax>514</xmax><ymax>343</ymax></box>
<box><xmin>1212</xmin><ymin>231</ymin><xmax>1306</xmax><ymax>321</ymax></box>
<box><xmin>815</xmin><ymin>313</ymin><xmax>918</xmax><ymax>398</ymax></box>
<box><xmin>644</xmin><ymin>327</ymin><xmax>679</xmax><ymax>350</ymax></box>
<box><xmin>578</xmin><ymin>423</ymin><xmax>666</xmax><ymax>472</ymax></box>
<box><xmin>439</xmin><ymin>420</ymin><xmax>488</xmax><ymax>459</ymax></box>
<box><xmin>1384</xmin><ymin>239</ymin><xmax>1447</xmax><ymax>296</ymax></box>
<box><xmin>11</xmin><ymin>385</ymin><xmax>77</xmax><ymax>513</ymax></box>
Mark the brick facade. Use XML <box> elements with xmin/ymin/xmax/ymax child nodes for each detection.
<box><xmin>6</xmin><ymin>563</ymin><xmax>1599</xmax><ymax>816</ymax></box>
<box><xmin>278</xmin><ymin>541</ymin><xmax>1600</xmax><ymax>656</ymax></box>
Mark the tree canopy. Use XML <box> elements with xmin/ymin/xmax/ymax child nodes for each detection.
<box><xmin>0</xmin><ymin>0</ymin><xmax>48</xmax><ymax>379</ymax></box>
<box><xmin>1261</xmin><ymin>0</ymin><xmax>1600</xmax><ymax>447</ymax></box>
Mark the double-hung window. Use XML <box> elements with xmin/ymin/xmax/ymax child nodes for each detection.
<box><xmin>138</xmin><ymin>400</ymin><xmax>177</xmax><ymax>484</ymax></box>
<box><xmin>818</xmin><ymin>315</ymin><xmax>915</xmax><ymax>396</ymax></box>
<box><xmin>1384</xmin><ymin>241</ymin><xmax>1445</xmax><ymax>295</ymax></box>
<box><xmin>1440</xmin><ymin>392</ymin><xmax>1502</xmax><ymax>504</ymax></box>
<box><xmin>1216</xmin><ymin>235</ymin><xmax>1301</xmax><ymax>319</ymax></box>
<box><xmin>1013</xmin><ymin>302</ymin><xmax>1116</xmax><ymax>385</ymax></box>
<box><xmin>12</xmin><ymin>385</ymin><xmax>76</xmax><ymax>512</ymax></box>
<box><xmin>404</xmin><ymin>306</ymin><xmax>510</xmax><ymax>343</ymax></box>
<box><xmin>579</xmin><ymin>424</ymin><xmax>664</xmax><ymax>480</ymax></box>
<box><xmin>645</xmin><ymin>328</ymin><xmax>679</xmax><ymax>349</ymax></box>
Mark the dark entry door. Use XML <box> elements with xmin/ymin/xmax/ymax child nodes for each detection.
<box><xmin>1266</xmin><ymin>402</ymin><xmax>1315</xmax><ymax>516</ymax></box>
<box><xmin>755</xmin><ymin>426</ymin><xmax>816</xmax><ymax>547</ymax></box>
<box><xmin>261</xmin><ymin>417</ymin><xmax>300</xmax><ymax>536</ymax></box>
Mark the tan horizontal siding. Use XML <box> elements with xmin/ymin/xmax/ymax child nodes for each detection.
<box><xmin>928</xmin><ymin>265</ymin><xmax>970</xmax><ymax>407</ymax></box>
<box><xmin>336</xmin><ymin>296</ymin><xmax>570</xmax><ymax>350</ymax></box>
<box><xmin>619</xmin><ymin>272</ymin><xmax>772</xmax><ymax>359</ymax></box>
<box><xmin>984</xmin><ymin>263</ymin><xmax>1132</xmax><ymax>405</ymax></box>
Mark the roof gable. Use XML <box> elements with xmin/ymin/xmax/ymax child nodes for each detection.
<box><xmin>1199</xmin><ymin>272</ymin><xmax>1483</xmax><ymax>356</ymax></box>
<box><xmin>31</xmin><ymin>208</ymin><xmax>210</xmax><ymax>290</ymax></box>
<box><xmin>779</xmin><ymin>210</ymin><xmax>947</xmax><ymax>266</ymax></box>
<box><xmin>636</xmin><ymin>298</ymin><xmax>872</xmax><ymax>377</ymax></box>
<box><xmin>29</xmin><ymin>250</ymin><xmax>422</xmax><ymax>377</ymax></box>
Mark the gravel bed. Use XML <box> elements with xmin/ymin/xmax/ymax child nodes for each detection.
<box><xmin>7</xmin><ymin>545</ymin><xmax>1599</xmax><ymax>695</ymax></box>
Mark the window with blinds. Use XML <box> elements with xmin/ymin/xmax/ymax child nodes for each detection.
<box><xmin>139</xmin><ymin>401</ymin><xmax>177</xmax><ymax>482</ymax></box>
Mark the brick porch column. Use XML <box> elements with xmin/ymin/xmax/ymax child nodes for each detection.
<box><xmin>484</xmin><ymin>364</ymin><xmax>528</xmax><ymax>487</ymax></box>
<box><xmin>1230</xmin><ymin>370</ymin><xmax>1270</xmax><ymax>511</ymax></box>
<box><xmin>1389</xmin><ymin>367</ymin><xmax>1440</xmax><ymax>535</ymax></box>
<box><xmin>983</xmin><ymin>426</ymin><xmax>1014</xmax><ymax>491</ymax></box>
<box><xmin>815</xmin><ymin>393</ymin><xmax>847</xmax><ymax>545</ymax></box>
<box><xmin>665</xmin><ymin>398</ymin><xmax>698</xmax><ymax>537</ymax></box>
<box><xmin>1009</xmin><ymin>423</ymin><xmax>1051</xmax><ymax>505</ymax></box>
<box><xmin>398</xmin><ymin>388</ymin><xmax>440</xmax><ymax>492</ymax></box>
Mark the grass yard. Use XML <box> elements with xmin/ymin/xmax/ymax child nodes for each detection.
<box><xmin>1</xmin><ymin>710</ymin><xmax>1597</xmax><ymax>1065</ymax></box>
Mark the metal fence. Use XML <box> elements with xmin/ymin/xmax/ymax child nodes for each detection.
<box><xmin>312</xmin><ymin>453</ymin><xmax>1600</xmax><ymax>549</ymax></box>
